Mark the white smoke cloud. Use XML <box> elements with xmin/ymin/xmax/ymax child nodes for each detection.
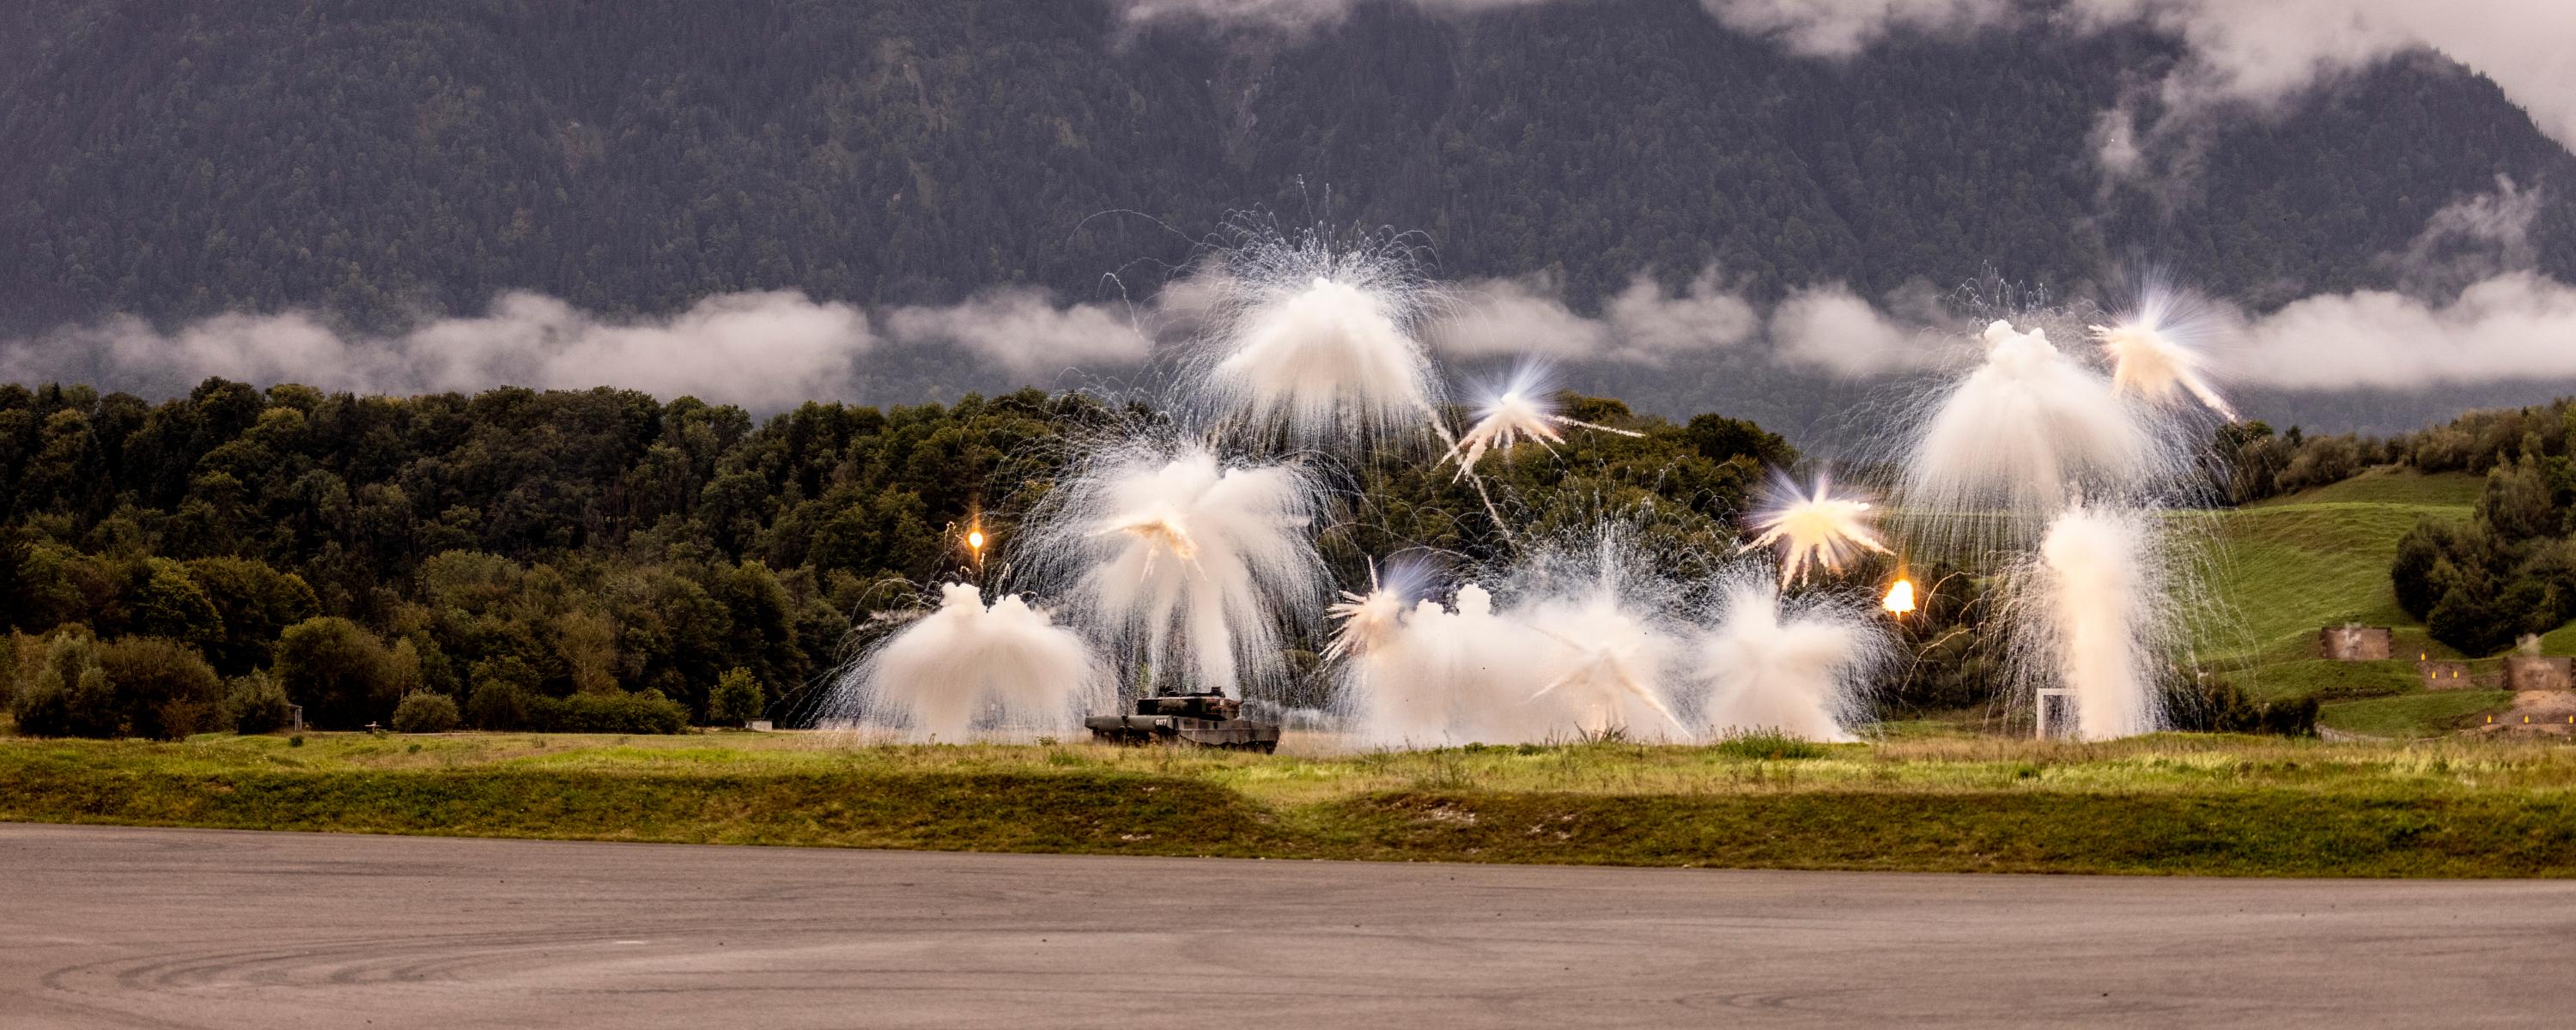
<box><xmin>883</xmin><ymin>288</ymin><xmax>1148</xmax><ymax>376</ymax></box>
<box><xmin>1431</xmin><ymin>269</ymin><xmax>1760</xmax><ymax>363</ymax></box>
<box><xmin>2233</xmin><ymin>271</ymin><xmax>2576</xmax><ymax>390</ymax></box>
<box><xmin>1766</xmin><ymin>282</ymin><xmax>1942</xmax><ymax>377</ymax></box>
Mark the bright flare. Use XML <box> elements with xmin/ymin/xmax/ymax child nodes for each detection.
<box><xmin>1882</xmin><ymin>578</ymin><xmax>1917</xmax><ymax>615</ymax></box>
<box><xmin>1741</xmin><ymin>474</ymin><xmax>1893</xmax><ymax>586</ymax></box>
<box><xmin>1443</xmin><ymin>363</ymin><xmax>1641</xmax><ymax>480</ymax></box>
<box><xmin>2089</xmin><ymin>321</ymin><xmax>2237</xmax><ymax>421</ymax></box>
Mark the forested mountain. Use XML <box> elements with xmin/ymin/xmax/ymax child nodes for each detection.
<box><xmin>4</xmin><ymin>0</ymin><xmax>2572</xmax><ymax>338</ymax></box>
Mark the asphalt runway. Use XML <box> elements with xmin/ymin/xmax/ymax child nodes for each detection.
<box><xmin>6</xmin><ymin>824</ymin><xmax>2572</xmax><ymax>1028</ymax></box>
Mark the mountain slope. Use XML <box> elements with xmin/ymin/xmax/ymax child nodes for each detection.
<box><xmin>3</xmin><ymin>0</ymin><xmax>2571</xmax><ymax>337</ymax></box>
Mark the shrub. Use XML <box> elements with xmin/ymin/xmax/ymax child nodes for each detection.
<box><xmin>1709</xmin><ymin>729</ymin><xmax>1829</xmax><ymax>760</ymax></box>
<box><xmin>2165</xmin><ymin>676</ymin><xmax>2319</xmax><ymax>736</ymax></box>
<box><xmin>522</xmin><ymin>689</ymin><xmax>690</xmax><ymax>734</ymax></box>
<box><xmin>708</xmin><ymin>667</ymin><xmax>766</xmax><ymax>724</ymax></box>
<box><xmin>273</xmin><ymin>616</ymin><xmax>403</xmax><ymax>729</ymax></box>
<box><xmin>96</xmin><ymin>636</ymin><xmax>225</xmax><ymax>739</ymax></box>
<box><xmin>390</xmin><ymin>692</ymin><xmax>461</xmax><ymax>733</ymax></box>
<box><xmin>225</xmin><ymin>672</ymin><xmax>294</xmax><ymax>734</ymax></box>
<box><xmin>465</xmin><ymin>657</ymin><xmax>539</xmax><ymax>730</ymax></box>
<box><xmin>9</xmin><ymin>633</ymin><xmax>114</xmax><ymax>737</ymax></box>
<box><xmin>7</xmin><ymin>632</ymin><xmax>223</xmax><ymax>739</ymax></box>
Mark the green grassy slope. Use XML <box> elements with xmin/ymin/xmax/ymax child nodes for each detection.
<box><xmin>2202</xmin><ymin>467</ymin><xmax>2530</xmax><ymax>736</ymax></box>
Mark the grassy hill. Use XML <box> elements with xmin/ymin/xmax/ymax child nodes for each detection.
<box><xmin>2202</xmin><ymin>466</ymin><xmax>2541</xmax><ymax>736</ymax></box>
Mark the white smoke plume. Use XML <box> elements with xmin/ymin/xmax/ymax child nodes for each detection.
<box><xmin>1432</xmin><ymin>269</ymin><xmax>1759</xmax><ymax>364</ymax></box>
<box><xmin>883</xmin><ymin>287</ymin><xmax>1149</xmax><ymax>376</ymax></box>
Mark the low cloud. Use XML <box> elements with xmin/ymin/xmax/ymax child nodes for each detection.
<box><xmin>4</xmin><ymin>291</ymin><xmax>873</xmax><ymax>411</ymax></box>
<box><xmin>2072</xmin><ymin>1</ymin><xmax>2576</xmax><ymax>192</ymax></box>
<box><xmin>1766</xmin><ymin>282</ymin><xmax>1943</xmax><ymax>377</ymax></box>
<box><xmin>2386</xmin><ymin>174</ymin><xmax>2544</xmax><ymax>293</ymax></box>
<box><xmin>1432</xmin><ymin>269</ymin><xmax>1759</xmax><ymax>363</ymax></box>
<box><xmin>2233</xmin><ymin>271</ymin><xmax>2576</xmax><ymax>390</ymax></box>
<box><xmin>883</xmin><ymin>288</ymin><xmax>1148</xmax><ymax>376</ymax></box>
<box><xmin>1700</xmin><ymin>0</ymin><xmax>2018</xmax><ymax>57</ymax></box>
<box><xmin>1115</xmin><ymin>0</ymin><xmax>1559</xmax><ymax>31</ymax></box>
<box><xmin>2</xmin><ymin>289</ymin><xmax>1157</xmax><ymax>410</ymax></box>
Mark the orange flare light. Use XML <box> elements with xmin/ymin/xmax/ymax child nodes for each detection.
<box><xmin>1882</xmin><ymin>578</ymin><xmax>1917</xmax><ymax>615</ymax></box>
<box><xmin>966</xmin><ymin>529</ymin><xmax>986</xmax><ymax>551</ymax></box>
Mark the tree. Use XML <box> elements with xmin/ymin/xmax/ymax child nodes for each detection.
<box><xmin>273</xmin><ymin>616</ymin><xmax>402</xmax><ymax>729</ymax></box>
<box><xmin>391</xmin><ymin>692</ymin><xmax>461</xmax><ymax>733</ymax></box>
<box><xmin>709</xmin><ymin>667</ymin><xmax>766</xmax><ymax>725</ymax></box>
<box><xmin>96</xmin><ymin>636</ymin><xmax>226</xmax><ymax>740</ymax></box>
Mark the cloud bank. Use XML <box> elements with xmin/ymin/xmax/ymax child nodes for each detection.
<box><xmin>1433</xmin><ymin>269</ymin><xmax>1760</xmax><ymax>363</ymax></box>
<box><xmin>1</xmin><ymin>289</ymin><xmax>1145</xmax><ymax>411</ymax></box>
<box><xmin>2233</xmin><ymin>272</ymin><xmax>2576</xmax><ymax>391</ymax></box>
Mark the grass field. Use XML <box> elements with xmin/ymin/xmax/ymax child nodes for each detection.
<box><xmin>3</xmin><ymin>730</ymin><xmax>2573</xmax><ymax>877</ymax></box>
<box><xmin>2204</xmin><ymin>466</ymin><xmax>2546</xmax><ymax>736</ymax></box>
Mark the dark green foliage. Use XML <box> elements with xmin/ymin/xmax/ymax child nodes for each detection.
<box><xmin>8</xmin><ymin>633</ymin><xmax>113</xmax><ymax>737</ymax></box>
<box><xmin>1682</xmin><ymin>415</ymin><xmax>1796</xmax><ymax>470</ymax></box>
<box><xmin>273</xmin><ymin>617</ymin><xmax>403</xmax><ymax>730</ymax></box>
<box><xmin>709</xmin><ymin>668</ymin><xmax>767</xmax><ymax>725</ymax></box>
<box><xmin>2384</xmin><ymin>400</ymin><xmax>2576</xmax><ymax>653</ymax></box>
<box><xmin>2165</xmin><ymin>676</ymin><xmax>2318</xmax><ymax>737</ymax></box>
<box><xmin>520</xmin><ymin>690</ymin><xmax>690</xmax><ymax>735</ymax></box>
<box><xmin>2391</xmin><ymin>521</ymin><xmax>2451</xmax><ymax>621</ymax></box>
<box><xmin>390</xmin><ymin>692</ymin><xmax>462</xmax><ymax>734</ymax></box>
<box><xmin>8</xmin><ymin>631</ymin><xmax>222</xmax><ymax>739</ymax></box>
<box><xmin>465</xmin><ymin>679</ymin><xmax>529</xmax><ymax>732</ymax></box>
<box><xmin>224</xmin><ymin>672</ymin><xmax>293</xmax><ymax>735</ymax></box>
<box><xmin>94</xmin><ymin>636</ymin><xmax>226</xmax><ymax>740</ymax></box>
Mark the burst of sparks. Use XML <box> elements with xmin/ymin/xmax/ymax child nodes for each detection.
<box><xmin>1324</xmin><ymin>563</ymin><xmax>1407</xmax><ymax>661</ymax></box>
<box><xmin>2088</xmin><ymin>320</ymin><xmax>2238</xmax><ymax>421</ymax></box>
<box><xmin>1740</xmin><ymin>475</ymin><xmax>1893</xmax><ymax>587</ymax></box>
<box><xmin>1441</xmin><ymin>390</ymin><xmax>1642</xmax><ymax>481</ymax></box>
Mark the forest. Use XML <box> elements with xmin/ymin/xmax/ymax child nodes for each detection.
<box><xmin>0</xmin><ymin>377</ymin><xmax>1796</xmax><ymax>736</ymax></box>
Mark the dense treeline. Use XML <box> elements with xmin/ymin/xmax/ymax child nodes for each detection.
<box><xmin>2380</xmin><ymin>401</ymin><xmax>2576</xmax><ymax>655</ymax></box>
<box><xmin>3</xmin><ymin>0</ymin><xmax>2571</xmax><ymax>339</ymax></box>
<box><xmin>0</xmin><ymin>378</ymin><xmax>1788</xmax><ymax>736</ymax></box>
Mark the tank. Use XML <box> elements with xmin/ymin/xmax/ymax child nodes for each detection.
<box><xmin>1084</xmin><ymin>691</ymin><xmax>1281</xmax><ymax>752</ymax></box>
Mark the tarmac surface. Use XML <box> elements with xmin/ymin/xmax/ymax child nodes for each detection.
<box><xmin>7</xmin><ymin>822</ymin><xmax>2573</xmax><ymax>1028</ymax></box>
